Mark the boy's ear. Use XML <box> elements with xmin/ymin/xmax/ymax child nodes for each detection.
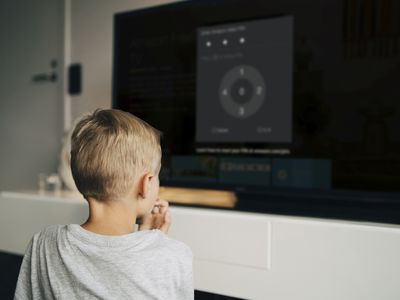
<box><xmin>138</xmin><ymin>173</ymin><xmax>154</xmax><ymax>199</ymax></box>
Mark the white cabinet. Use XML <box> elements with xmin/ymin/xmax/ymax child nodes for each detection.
<box><xmin>169</xmin><ymin>206</ymin><xmax>400</xmax><ymax>300</ymax></box>
<box><xmin>1</xmin><ymin>191</ymin><xmax>400</xmax><ymax>300</ymax></box>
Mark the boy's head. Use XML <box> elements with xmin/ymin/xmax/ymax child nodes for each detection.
<box><xmin>70</xmin><ymin>109</ymin><xmax>161</xmax><ymax>202</ymax></box>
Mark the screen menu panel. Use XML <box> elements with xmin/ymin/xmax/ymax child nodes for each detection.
<box><xmin>196</xmin><ymin>17</ymin><xmax>293</xmax><ymax>143</ymax></box>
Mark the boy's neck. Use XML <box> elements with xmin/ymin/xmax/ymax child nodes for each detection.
<box><xmin>81</xmin><ymin>197</ymin><xmax>138</xmax><ymax>236</ymax></box>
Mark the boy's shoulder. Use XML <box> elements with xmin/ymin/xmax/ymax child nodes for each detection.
<box><xmin>158</xmin><ymin>231</ymin><xmax>193</xmax><ymax>258</ymax></box>
<box><xmin>31</xmin><ymin>224</ymin><xmax>66</xmax><ymax>244</ymax></box>
<box><xmin>37</xmin><ymin>224</ymin><xmax>65</xmax><ymax>236</ymax></box>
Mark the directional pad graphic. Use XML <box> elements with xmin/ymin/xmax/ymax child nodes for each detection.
<box><xmin>220</xmin><ymin>65</ymin><xmax>266</xmax><ymax>118</ymax></box>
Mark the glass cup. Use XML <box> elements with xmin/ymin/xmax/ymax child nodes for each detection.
<box><xmin>38</xmin><ymin>173</ymin><xmax>62</xmax><ymax>194</ymax></box>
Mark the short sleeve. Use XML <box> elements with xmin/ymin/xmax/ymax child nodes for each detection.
<box><xmin>179</xmin><ymin>246</ymin><xmax>194</xmax><ymax>300</ymax></box>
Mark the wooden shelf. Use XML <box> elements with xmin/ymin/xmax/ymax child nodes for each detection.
<box><xmin>159</xmin><ymin>186</ymin><xmax>237</xmax><ymax>208</ymax></box>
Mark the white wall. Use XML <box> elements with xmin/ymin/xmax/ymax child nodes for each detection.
<box><xmin>69</xmin><ymin>0</ymin><xmax>182</xmax><ymax>123</ymax></box>
<box><xmin>0</xmin><ymin>0</ymin><xmax>64</xmax><ymax>190</ymax></box>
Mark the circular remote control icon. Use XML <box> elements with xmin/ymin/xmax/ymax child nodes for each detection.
<box><xmin>219</xmin><ymin>65</ymin><xmax>266</xmax><ymax>118</ymax></box>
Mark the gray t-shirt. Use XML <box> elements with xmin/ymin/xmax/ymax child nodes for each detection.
<box><xmin>14</xmin><ymin>224</ymin><xmax>193</xmax><ymax>300</ymax></box>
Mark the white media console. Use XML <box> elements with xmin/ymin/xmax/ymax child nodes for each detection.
<box><xmin>1</xmin><ymin>190</ymin><xmax>399</xmax><ymax>300</ymax></box>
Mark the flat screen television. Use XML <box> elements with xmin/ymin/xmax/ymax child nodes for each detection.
<box><xmin>113</xmin><ymin>0</ymin><xmax>400</xmax><ymax>224</ymax></box>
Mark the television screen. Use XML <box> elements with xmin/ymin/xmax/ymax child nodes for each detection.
<box><xmin>113</xmin><ymin>0</ymin><xmax>400</xmax><ymax>223</ymax></box>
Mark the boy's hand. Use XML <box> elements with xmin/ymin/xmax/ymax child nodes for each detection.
<box><xmin>138</xmin><ymin>199</ymin><xmax>171</xmax><ymax>234</ymax></box>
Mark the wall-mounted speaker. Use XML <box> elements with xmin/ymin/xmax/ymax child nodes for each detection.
<box><xmin>68</xmin><ymin>64</ymin><xmax>82</xmax><ymax>95</ymax></box>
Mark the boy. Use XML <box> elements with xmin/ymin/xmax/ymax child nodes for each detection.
<box><xmin>14</xmin><ymin>109</ymin><xmax>194</xmax><ymax>300</ymax></box>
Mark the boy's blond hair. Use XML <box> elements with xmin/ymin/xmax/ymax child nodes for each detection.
<box><xmin>70</xmin><ymin>109</ymin><xmax>161</xmax><ymax>201</ymax></box>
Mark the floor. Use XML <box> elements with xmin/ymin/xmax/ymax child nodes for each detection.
<box><xmin>0</xmin><ymin>251</ymin><xmax>23</xmax><ymax>300</ymax></box>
